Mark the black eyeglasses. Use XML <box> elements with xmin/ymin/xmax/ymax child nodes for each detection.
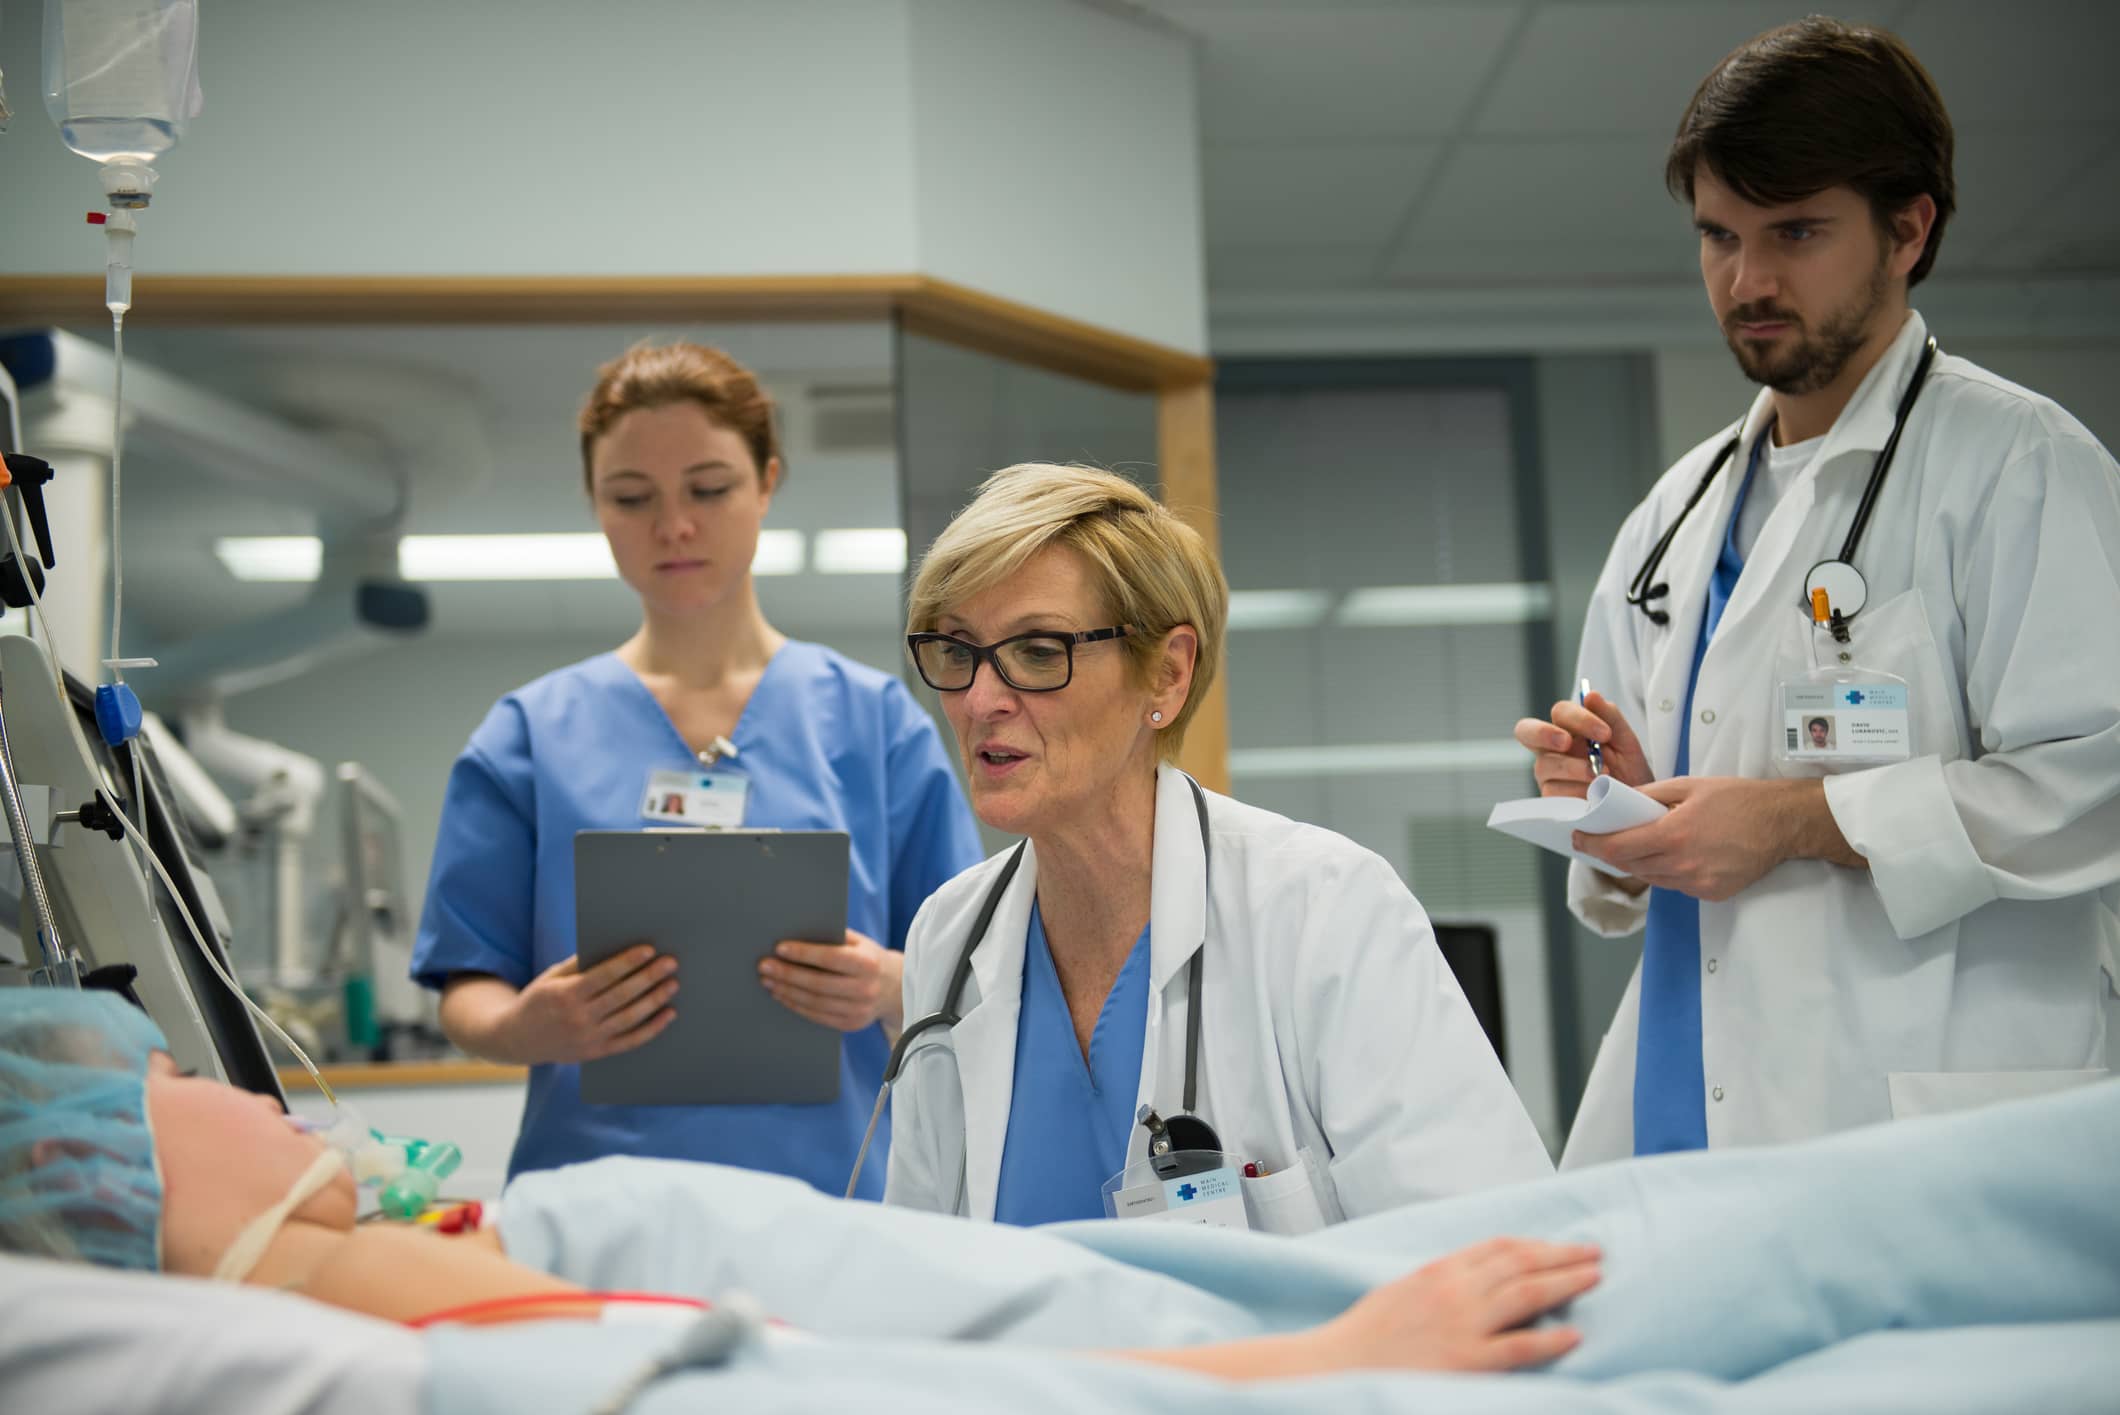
<box><xmin>907</xmin><ymin>627</ymin><xmax>1132</xmax><ymax>693</ymax></box>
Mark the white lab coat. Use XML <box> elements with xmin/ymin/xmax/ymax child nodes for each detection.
<box><xmin>884</xmin><ymin>765</ymin><xmax>1553</xmax><ymax>1223</ymax></box>
<box><xmin>1563</xmin><ymin>312</ymin><xmax>2120</xmax><ymax>1169</ymax></box>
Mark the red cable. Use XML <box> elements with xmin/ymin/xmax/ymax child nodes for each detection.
<box><xmin>407</xmin><ymin>1290</ymin><xmax>709</xmax><ymax>1329</ymax></box>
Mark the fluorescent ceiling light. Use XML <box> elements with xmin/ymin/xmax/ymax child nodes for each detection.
<box><xmin>399</xmin><ymin>534</ymin><xmax>617</xmax><ymax>581</ymax></box>
<box><xmin>215</xmin><ymin>536</ymin><xmax>322</xmax><ymax>582</ymax></box>
<box><xmin>1229</xmin><ymin>740</ymin><xmax>1527</xmax><ymax>779</ymax></box>
<box><xmin>751</xmin><ymin>529</ymin><xmax>806</xmax><ymax>576</ymax></box>
<box><xmin>1334</xmin><ymin>582</ymin><xmax>1553</xmax><ymax>628</ymax></box>
<box><xmin>215</xmin><ymin>531</ymin><xmax>808</xmax><ymax>582</ymax></box>
<box><xmin>1227</xmin><ymin>589</ymin><xmax>1333</xmax><ymax>631</ymax></box>
<box><xmin>812</xmin><ymin>528</ymin><xmax>906</xmax><ymax>575</ymax></box>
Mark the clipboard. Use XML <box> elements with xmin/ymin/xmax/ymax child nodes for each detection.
<box><xmin>573</xmin><ymin>829</ymin><xmax>849</xmax><ymax>1106</ymax></box>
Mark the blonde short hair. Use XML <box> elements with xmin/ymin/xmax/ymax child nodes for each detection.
<box><xmin>906</xmin><ymin>464</ymin><xmax>1227</xmax><ymax>758</ymax></box>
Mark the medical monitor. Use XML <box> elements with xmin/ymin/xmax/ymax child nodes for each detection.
<box><xmin>0</xmin><ymin>644</ymin><xmax>281</xmax><ymax>1099</ymax></box>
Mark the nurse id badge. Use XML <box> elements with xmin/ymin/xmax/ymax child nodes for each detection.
<box><xmin>1777</xmin><ymin>672</ymin><xmax>1912</xmax><ymax>766</ymax></box>
<box><xmin>639</xmin><ymin>765</ymin><xmax>749</xmax><ymax>828</ymax></box>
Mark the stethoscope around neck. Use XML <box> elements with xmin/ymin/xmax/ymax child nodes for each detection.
<box><xmin>845</xmin><ymin>773</ymin><xmax>1221</xmax><ymax>1203</ymax></box>
<box><xmin>1626</xmin><ymin>337</ymin><xmax>1938</xmax><ymax>645</ymax></box>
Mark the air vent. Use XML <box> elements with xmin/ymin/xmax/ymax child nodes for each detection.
<box><xmin>805</xmin><ymin>383</ymin><xmax>896</xmax><ymax>454</ymax></box>
<box><xmin>1408</xmin><ymin>816</ymin><xmax>1540</xmax><ymax>914</ymax></box>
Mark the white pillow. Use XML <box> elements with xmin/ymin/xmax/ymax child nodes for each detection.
<box><xmin>0</xmin><ymin>1251</ymin><xmax>425</xmax><ymax>1415</ymax></box>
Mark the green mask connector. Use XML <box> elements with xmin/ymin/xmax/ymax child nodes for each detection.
<box><xmin>377</xmin><ymin>1140</ymin><xmax>464</xmax><ymax>1220</ymax></box>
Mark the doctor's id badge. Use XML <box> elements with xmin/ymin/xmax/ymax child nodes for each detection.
<box><xmin>639</xmin><ymin>764</ymin><xmax>750</xmax><ymax>828</ymax></box>
<box><xmin>1103</xmin><ymin>1155</ymin><xmax>1251</xmax><ymax>1231</ymax></box>
<box><xmin>1777</xmin><ymin>671</ymin><xmax>1912</xmax><ymax>766</ymax></box>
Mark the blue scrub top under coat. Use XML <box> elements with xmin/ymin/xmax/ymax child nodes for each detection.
<box><xmin>1633</xmin><ymin>434</ymin><xmax>1767</xmax><ymax>1156</ymax></box>
<box><xmin>410</xmin><ymin>642</ymin><xmax>983</xmax><ymax>1194</ymax></box>
<box><xmin>992</xmin><ymin>905</ymin><xmax>1153</xmax><ymax>1227</ymax></box>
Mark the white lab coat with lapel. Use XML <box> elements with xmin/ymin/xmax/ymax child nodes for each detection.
<box><xmin>1563</xmin><ymin>313</ymin><xmax>2120</xmax><ymax>1169</ymax></box>
<box><xmin>883</xmin><ymin>765</ymin><xmax>1553</xmax><ymax>1221</ymax></box>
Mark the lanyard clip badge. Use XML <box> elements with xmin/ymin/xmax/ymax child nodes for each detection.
<box><xmin>1778</xmin><ymin>580</ymin><xmax>1912</xmax><ymax>767</ymax></box>
<box><xmin>641</xmin><ymin>736</ymin><xmax>748</xmax><ymax>828</ymax></box>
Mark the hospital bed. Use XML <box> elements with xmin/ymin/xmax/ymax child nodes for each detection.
<box><xmin>4</xmin><ymin>1076</ymin><xmax>2116</xmax><ymax>1415</ymax></box>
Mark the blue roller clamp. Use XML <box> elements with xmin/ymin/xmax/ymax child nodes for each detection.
<box><xmin>94</xmin><ymin>683</ymin><xmax>142</xmax><ymax>747</ymax></box>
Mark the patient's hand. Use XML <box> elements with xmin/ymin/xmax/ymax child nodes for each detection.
<box><xmin>1114</xmin><ymin>1237</ymin><xmax>1598</xmax><ymax>1383</ymax></box>
<box><xmin>1321</xmin><ymin>1237</ymin><xmax>1599</xmax><ymax>1373</ymax></box>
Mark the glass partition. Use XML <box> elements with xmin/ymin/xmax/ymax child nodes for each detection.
<box><xmin>32</xmin><ymin>318</ymin><xmax>904</xmax><ymax>1046</ymax></box>
<box><xmin>1211</xmin><ymin>359</ymin><xmax>1565</xmax><ymax>1148</ymax></box>
<box><xmin>893</xmin><ymin>323</ymin><xmax>1159</xmax><ymax>850</ymax></box>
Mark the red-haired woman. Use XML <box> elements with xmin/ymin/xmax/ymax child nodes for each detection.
<box><xmin>410</xmin><ymin>342</ymin><xmax>980</xmax><ymax>1195</ymax></box>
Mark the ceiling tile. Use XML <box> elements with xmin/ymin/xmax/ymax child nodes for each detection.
<box><xmin>1945</xmin><ymin>128</ymin><xmax>2115</xmax><ymax>264</ymax></box>
<box><xmin>1206</xmin><ymin>242</ymin><xmax>1386</xmax><ymax>290</ymax></box>
<box><xmin>1972</xmin><ymin>140</ymin><xmax>2120</xmax><ymax>271</ymax></box>
<box><xmin>1383</xmin><ymin>237</ymin><xmax>1698</xmax><ymax>285</ymax></box>
<box><xmin>1157</xmin><ymin>4</ymin><xmax>1529</xmax><ymax>140</ymax></box>
<box><xmin>1475</xmin><ymin>2</ymin><xmax>1840</xmax><ymax>136</ymax></box>
<box><xmin>1204</xmin><ymin>141</ymin><xmax>1443</xmax><ymax>247</ymax></box>
<box><xmin>1403</xmin><ymin>136</ymin><xmax>1686</xmax><ymax>245</ymax></box>
<box><xmin>1896</xmin><ymin>0</ymin><xmax>2120</xmax><ymax>125</ymax></box>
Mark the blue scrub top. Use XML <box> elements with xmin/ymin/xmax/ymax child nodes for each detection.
<box><xmin>411</xmin><ymin>642</ymin><xmax>983</xmax><ymax>1194</ymax></box>
<box><xmin>1634</xmin><ymin>434</ymin><xmax>1765</xmax><ymax>1156</ymax></box>
<box><xmin>992</xmin><ymin>904</ymin><xmax>1152</xmax><ymax>1226</ymax></box>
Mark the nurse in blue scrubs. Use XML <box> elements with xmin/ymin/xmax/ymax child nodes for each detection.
<box><xmin>411</xmin><ymin>341</ymin><xmax>982</xmax><ymax>1195</ymax></box>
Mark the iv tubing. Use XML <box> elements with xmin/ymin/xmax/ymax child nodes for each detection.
<box><xmin>107</xmin><ymin>314</ymin><xmax>126</xmax><ymax>684</ymax></box>
<box><xmin>0</xmin><ymin>488</ymin><xmax>335</xmax><ymax>1103</ymax></box>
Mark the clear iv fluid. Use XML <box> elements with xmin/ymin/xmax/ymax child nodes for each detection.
<box><xmin>58</xmin><ymin>115</ymin><xmax>178</xmax><ymax>165</ymax></box>
<box><xmin>43</xmin><ymin>0</ymin><xmax>201</xmax><ymax>167</ymax></box>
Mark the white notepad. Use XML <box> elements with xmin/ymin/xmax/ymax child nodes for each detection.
<box><xmin>1485</xmin><ymin>776</ymin><xmax>1667</xmax><ymax>878</ymax></box>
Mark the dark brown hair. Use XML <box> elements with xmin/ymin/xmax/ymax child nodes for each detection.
<box><xmin>577</xmin><ymin>341</ymin><xmax>784</xmax><ymax>491</ymax></box>
<box><xmin>1666</xmin><ymin>17</ymin><xmax>1956</xmax><ymax>286</ymax></box>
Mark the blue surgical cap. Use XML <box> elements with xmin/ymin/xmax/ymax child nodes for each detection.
<box><xmin>0</xmin><ymin>988</ymin><xmax>167</xmax><ymax>1271</ymax></box>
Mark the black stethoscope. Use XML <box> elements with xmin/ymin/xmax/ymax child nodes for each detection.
<box><xmin>845</xmin><ymin>774</ymin><xmax>1221</xmax><ymax>1202</ymax></box>
<box><xmin>1626</xmin><ymin>337</ymin><xmax>1938</xmax><ymax>645</ymax></box>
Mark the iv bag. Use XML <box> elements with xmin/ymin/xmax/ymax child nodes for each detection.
<box><xmin>43</xmin><ymin>0</ymin><xmax>203</xmax><ymax>167</ymax></box>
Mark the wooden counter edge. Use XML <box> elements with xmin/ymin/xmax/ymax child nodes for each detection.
<box><xmin>278</xmin><ymin>1060</ymin><xmax>528</xmax><ymax>1091</ymax></box>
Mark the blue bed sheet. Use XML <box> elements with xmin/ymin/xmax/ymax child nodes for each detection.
<box><xmin>432</xmin><ymin>1078</ymin><xmax>2120</xmax><ymax>1412</ymax></box>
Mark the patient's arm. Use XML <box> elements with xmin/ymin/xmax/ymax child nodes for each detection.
<box><xmin>1117</xmin><ymin>1238</ymin><xmax>1598</xmax><ymax>1381</ymax></box>
<box><xmin>253</xmin><ymin>1218</ymin><xmax>1595</xmax><ymax>1380</ymax></box>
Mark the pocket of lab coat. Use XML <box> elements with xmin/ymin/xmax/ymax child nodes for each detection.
<box><xmin>1886</xmin><ymin>1068</ymin><xmax>2109</xmax><ymax>1120</ymax></box>
<box><xmin>1239</xmin><ymin>1150</ymin><xmax>1328</xmax><ymax>1236</ymax></box>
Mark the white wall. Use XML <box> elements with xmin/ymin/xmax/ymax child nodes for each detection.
<box><xmin>906</xmin><ymin>0</ymin><xmax>1207</xmax><ymax>353</ymax></box>
<box><xmin>4</xmin><ymin>0</ymin><xmax>1206</xmax><ymax>352</ymax></box>
<box><xmin>6</xmin><ymin>1</ymin><xmax>922</xmax><ymax>280</ymax></box>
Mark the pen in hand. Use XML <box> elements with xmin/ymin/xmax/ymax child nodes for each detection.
<box><xmin>1577</xmin><ymin>678</ymin><xmax>1606</xmax><ymax>778</ymax></box>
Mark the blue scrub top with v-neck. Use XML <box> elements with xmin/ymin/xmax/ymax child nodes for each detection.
<box><xmin>992</xmin><ymin>903</ymin><xmax>1153</xmax><ymax>1227</ymax></box>
<box><xmin>1633</xmin><ymin>432</ymin><xmax>1767</xmax><ymax>1156</ymax></box>
<box><xmin>411</xmin><ymin>642</ymin><xmax>983</xmax><ymax>1193</ymax></box>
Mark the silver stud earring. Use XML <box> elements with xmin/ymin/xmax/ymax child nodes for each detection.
<box><xmin>1150</xmin><ymin>711</ymin><xmax>1164</xmax><ymax>723</ymax></box>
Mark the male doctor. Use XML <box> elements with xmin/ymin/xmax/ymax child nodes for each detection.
<box><xmin>1517</xmin><ymin>18</ymin><xmax>2120</xmax><ymax>1167</ymax></box>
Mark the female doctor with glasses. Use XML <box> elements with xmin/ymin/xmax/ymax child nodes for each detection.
<box><xmin>877</xmin><ymin>465</ymin><xmax>1551</xmax><ymax>1230</ymax></box>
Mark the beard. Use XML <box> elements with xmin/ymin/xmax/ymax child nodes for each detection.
<box><xmin>1723</xmin><ymin>249</ymin><xmax>1893</xmax><ymax>395</ymax></box>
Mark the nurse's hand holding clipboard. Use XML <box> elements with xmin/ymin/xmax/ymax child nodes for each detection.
<box><xmin>759</xmin><ymin>930</ymin><xmax>905</xmax><ymax>1038</ymax></box>
<box><xmin>445</xmin><ymin>945</ymin><xmax>680</xmax><ymax>1065</ymax></box>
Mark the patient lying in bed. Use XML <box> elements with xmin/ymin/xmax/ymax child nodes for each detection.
<box><xmin>4</xmin><ymin>989</ymin><xmax>2116</xmax><ymax>1414</ymax></box>
<box><xmin>0</xmin><ymin>988</ymin><xmax>1589</xmax><ymax>1382</ymax></box>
